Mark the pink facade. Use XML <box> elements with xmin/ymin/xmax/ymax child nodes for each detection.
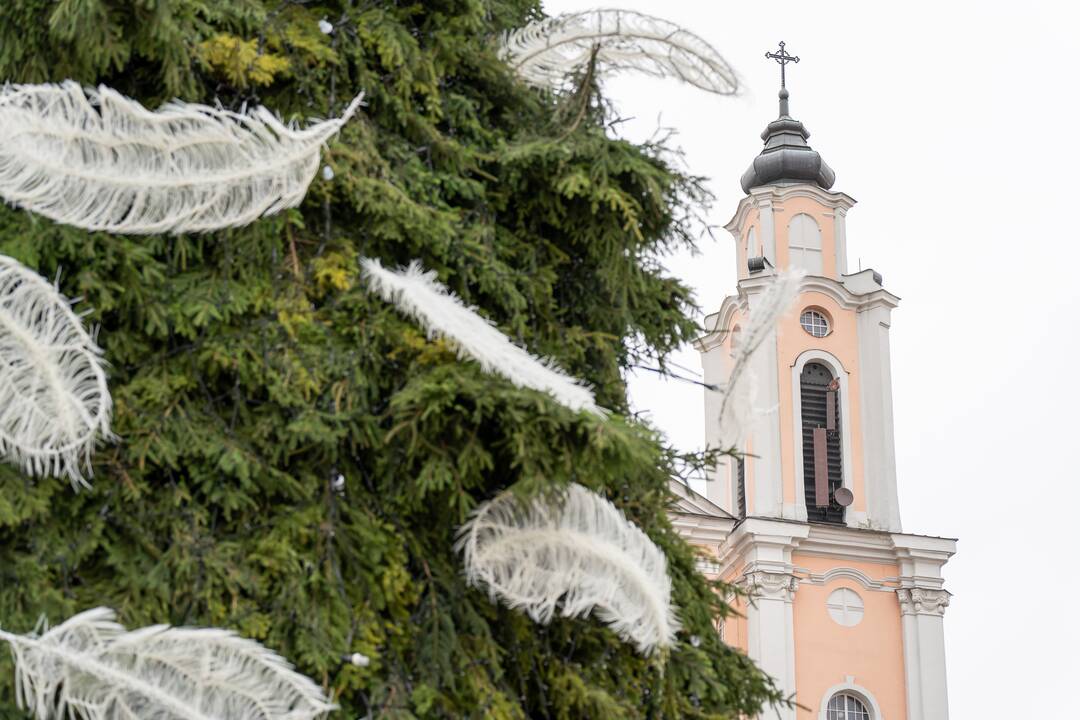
<box><xmin>670</xmin><ymin>81</ymin><xmax>956</xmax><ymax>719</ymax></box>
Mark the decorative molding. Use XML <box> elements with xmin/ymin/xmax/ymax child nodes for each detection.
<box><xmin>798</xmin><ymin>566</ymin><xmax>894</xmax><ymax>592</ymax></box>
<box><xmin>896</xmin><ymin>587</ymin><xmax>951</xmax><ymax>617</ymax></box>
<box><xmin>725</xmin><ymin>183</ymin><xmax>857</xmax><ymax>236</ymax></box>
<box><xmin>694</xmin><ymin>273</ymin><xmax>898</xmax><ymax>353</ymax></box>
<box><xmin>740</xmin><ymin>569</ymin><xmax>800</xmax><ymax>602</ymax></box>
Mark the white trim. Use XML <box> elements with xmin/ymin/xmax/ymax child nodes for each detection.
<box><xmin>799</xmin><ymin>566</ymin><xmax>893</xmax><ymax>591</ymax></box>
<box><xmin>856</xmin><ymin>304</ymin><xmax>902</xmax><ymax>532</ymax></box>
<box><xmin>725</xmin><ymin>184</ymin><xmax>857</xmax><ymax>236</ymax></box>
<box><xmin>759</xmin><ymin>198</ymin><xmax>777</xmax><ymax>265</ymax></box>
<box><xmin>834</xmin><ymin>207</ymin><xmax>849</xmax><ymax>276</ymax></box>
<box><xmin>694</xmin><ymin>274</ymin><xmax>898</xmax><ymax>354</ymax></box>
<box><xmin>790</xmin><ymin>349</ymin><xmax>857</xmax><ymax>526</ymax></box>
<box><xmin>754</xmin><ymin>320</ymin><xmax>784</xmax><ymax>518</ymax></box>
<box><xmin>818</xmin><ymin>679</ymin><xmax>884</xmax><ymax>720</ymax></box>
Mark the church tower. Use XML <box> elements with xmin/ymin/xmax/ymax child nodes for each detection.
<box><xmin>671</xmin><ymin>44</ymin><xmax>957</xmax><ymax>720</ymax></box>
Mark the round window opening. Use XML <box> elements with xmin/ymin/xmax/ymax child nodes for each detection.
<box><xmin>826</xmin><ymin>693</ymin><xmax>871</xmax><ymax>720</ymax></box>
<box><xmin>826</xmin><ymin>588</ymin><xmax>864</xmax><ymax>627</ymax></box>
<box><xmin>800</xmin><ymin>308</ymin><xmax>830</xmax><ymax>337</ymax></box>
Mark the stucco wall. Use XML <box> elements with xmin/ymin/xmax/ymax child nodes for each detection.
<box><xmin>792</xmin><ymin>553</ymin><xmax>906</xmax><ymax>720</ymax></box>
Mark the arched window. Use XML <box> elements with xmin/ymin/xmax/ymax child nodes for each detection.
<box><xmin>788</xmin><ymin>214</ymin><xmax>823</xmax><ymax>275</ymax></box>
<box><xmin>826</xmin><ymin>693</ymin><xmax>871</xmax><ymax>720</ymax></box>
<box><xmin>800</xmin><ymin>362</ymin><xmax>844</xmax><ymax>524</ymax></box>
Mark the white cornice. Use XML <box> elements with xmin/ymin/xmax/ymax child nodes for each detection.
<box><xmin>695</xmin><ymin>273</ymin><xmax>900</xmax><ymax>352</ymax></box>
<box><xmin>707</xmin><ymin>515</ymin><xmax>957</xmax><ymax>574</ymax></box>
<box><xmin>724</xmin><ymin>184</ymin><xmax>858</xmax><ymax>237</ymax></box>
<box><xmin>715</xmin><ymin>517</ymin><xmax>810</xmax><ymax>575</ymax></box>
<box><xmin>800</xmin><ymin>276</ymin><xmax>900</xmax><ymax>311</ymax></box>
<box><xmin>669</xmin><ymin>479</ymin><xmax>733</xmax><ymax>518</ymax></box>
<box><xmin>668</xmin><ymin>480</ymin><xmax>736</xmax><ymax>548</ymax></box>
<box><xmin>798</xmin><ymin>523</ymin><xmax>899</xmax><ymax>564</ymax></box>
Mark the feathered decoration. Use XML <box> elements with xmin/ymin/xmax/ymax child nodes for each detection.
<box><xmin>0</xmin><ymin>81</ymin><xmax>364</xmax><ymax>234</ymax></box>
<box><xmin>361</xmin><ymin>258</ymin><xmax>603</xmax><ymax>415</ymax></box>
<box><xmin>0</xmin><ymin>256</ymin><xmax>110</xmax><ymax>486</ymax></box>
<box><xmin>500</xmin><ymin>9</ymin><xmax>738</xmax><ymax>95</ymax></box>
<box><xmin>456</xmin><ymin>483</ymin><xmax>678</xmax><ymax>655</ymax></box>
<box><xmin>0</xmin><ymin>607</ymin><xmax>336</xmax><ymax>720</ymax></box>
<box><xmin>715</xmin><ymin>269</ymin><xmax>805</xmax><ymax>449</ymax></box>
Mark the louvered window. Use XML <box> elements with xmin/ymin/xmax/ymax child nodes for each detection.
<box><xmin>801</xmin><ymin>362</ymin><xmax>844</xmax><ymax>524</ymax></box>
<box><xmin>735</xmin><ymin>457</ymin><xmax>746</xmax><ymax>519</ymax></box>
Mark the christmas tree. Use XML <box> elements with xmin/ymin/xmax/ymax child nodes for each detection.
<box><xmin>0</xmin><ymin>1</ymin><xmax>784</xmax><ymax>717</ymax></box>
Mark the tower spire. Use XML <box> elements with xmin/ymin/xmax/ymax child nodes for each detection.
<box><xmin>739</xmin><ymin>42</ymin><xmax>834</xmax><ymax>193</ymax></box>
<box><xmin>766</xmin><ymin>41</ymin><xmax>799</xmax><ymax>117</ymax></box>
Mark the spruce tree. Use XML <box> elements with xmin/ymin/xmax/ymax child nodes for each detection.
<box><xmin>0</xmin><ymin>1</ymin><xmax>784</xmax><ymax>717</ymax></box>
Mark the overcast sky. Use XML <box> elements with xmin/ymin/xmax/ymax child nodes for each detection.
<box><xmin>544</xmin><ymin>1</ymin><xmax>1080</xmax><ymax>716</ymax></box>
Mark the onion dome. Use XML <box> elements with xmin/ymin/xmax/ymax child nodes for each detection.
<box><xmin>740</xmin><ymin>87</ymin><xmax>836</xmax><ymax>194</ymax></box>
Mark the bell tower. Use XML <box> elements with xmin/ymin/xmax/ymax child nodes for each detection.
<box><xmin>672</xmin><ymin>44</ymin><xmax>957</xmax><ymax>720</ymax></box>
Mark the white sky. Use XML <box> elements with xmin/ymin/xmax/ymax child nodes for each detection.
<box><xmin>543</xmin><ymin>1</ymin><xmax>1080</xmax><ymax>716</ymax></box>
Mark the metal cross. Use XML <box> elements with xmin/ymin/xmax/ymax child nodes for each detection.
<box><xmin>766</xmin><ymin>41</ymin><xmax>800</xmax><ymax>89</ymax></box>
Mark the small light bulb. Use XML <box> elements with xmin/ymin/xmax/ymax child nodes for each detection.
<box><xmin>349</xmin><ymin>652</ymin><xmax>370</xmax><ymax>667</ymax></box>
<box><xmin>318</xmin><ymin>19</ymin><xmax>334</xmax><ymax>35</ymax></box>
<box><xmin>690</xmin><ymin>635</ymin><xmax>701</xmax><ymax>648</ymax></box>
<box><xmin>321</xmin><ymin>165</ymin><xmax>334</xmax><ymax>181</ymax></box>
<box><xmin>332</xmin><ymin>474</ymin><xmax>345</xmax><ymax>491</ymax></box>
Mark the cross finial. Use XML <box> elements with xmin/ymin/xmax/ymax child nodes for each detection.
<box><xmin>766</xmin><ymin>41</ymin><xmax>799</xmax><ymax>90</ymax></box>
<box><xmin>766</xmin><ymin>41</ymin><xmax>799</xmax><ymax>116</ymax></box>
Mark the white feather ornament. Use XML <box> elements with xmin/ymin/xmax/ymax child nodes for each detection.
<box><xmin>456</xmin><ymin>483</ymin><xmax>678</xmax><ymax>655</ymax></box>
<box><xmin>0</xmin><ymin>256</ymin><xmax>110</xmax><ymax>486</ymax></box>
<box><xmin>0</xmin><ymin>81</ymin><xmax>364</xmax><ymax>234</ymax></box>
<box><xmin>361</xmin><ymin>258</ymin><xmax>603</xmax><ymax>415</ymax></box>
<box><xmin>715</xmin><ymin>269</ymin><xmax>804</xmax><ymax>450</ymax></box>
<box><xmin>0</xmin><ymin>607</ymin><xmax>336</xmax><ymax>720</ymax></box>
<box><xmin>500</xmin><ymin>9</ymin><xmax>738</xmax><ymax>95</ymax></box>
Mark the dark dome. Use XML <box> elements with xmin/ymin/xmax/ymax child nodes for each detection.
<box><xmin>740</xmin><ymin>90</ymin><xmax>835</xmax><ymax>194</ymax></box>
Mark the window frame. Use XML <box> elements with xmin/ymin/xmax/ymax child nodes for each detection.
<box><xmin>788</xmin><ymin>213</ymin><xmax>824</xmax><ymax>275</ymax></box>
<box><xmin>799</xmin><ymin>361</ymin><xmax>845</xmax><ymax>525</ymax></box>
<box><xmin>790</xmin><ymin>350</ymin><xmax>857</xmax><ymax>527</ymax></box>
<box><xmin>800</xmin><ymin>308</ymin><xmax>831</xmax><ymax>338</ymax></box>
<box><xmin>826</xmin><ymin>693</ymin><xmax>871</xmax><ymax>720</ymax></box>
<box><xmin>817</xmin><ymin>682</ymin><xmax>883</xmax><ymax>720</ymax></box>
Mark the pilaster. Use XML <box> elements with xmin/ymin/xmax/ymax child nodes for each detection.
<box><xmin>725</xmin><ymin>519</ymin><xmax>810</xmax><ymax>720</ymax></box>
<box><xmin>856</xmin><ymin>301</ymin><xmax>902</xmax><ymax>531</ymax></box>
<box><xmin>892</xmin><ymin>534</ymin><xmax>956</xmax><ymax>720</ymax></box>
<box><xmin>741</xmin><ymin>568</ymin><xmax>799</xmax><ymax>720</ymax></box>
<box><xmin>834</xmin><ymin>207</ymin><xmax>849</xmax><ymax>276</ymax></box>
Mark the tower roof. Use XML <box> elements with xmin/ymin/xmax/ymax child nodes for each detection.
<box><xmin>740</xmin><ymin>44</ymin><xmax>835</xmax><ymax>194</ymax></box>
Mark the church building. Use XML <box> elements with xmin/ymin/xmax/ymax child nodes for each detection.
<box><xmin>671</xmin><ymin>45</ymin><xmax>956</xmax><ymax>720</ymax></box>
